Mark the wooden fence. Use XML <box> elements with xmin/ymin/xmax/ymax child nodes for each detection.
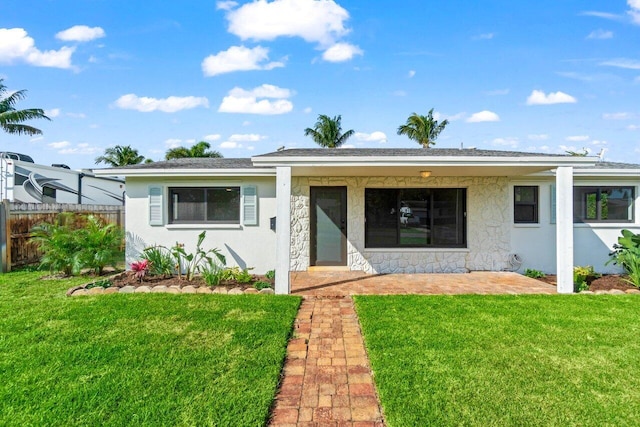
<box><xmin>0</xmin><ymin>201</ymin><xmax>125</xmax><ymax>272</ymax></box>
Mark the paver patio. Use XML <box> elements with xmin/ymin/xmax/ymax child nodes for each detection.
<box><xmin>291</xmin><ymin>271</ymin><xmax>556</xmax><ymax>296</ymax></box>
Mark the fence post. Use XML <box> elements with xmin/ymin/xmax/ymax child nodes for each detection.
<box><xmin>0</xmin><ymin>200</ymin><xmax>9</xmax><ymax>273</ymax></box>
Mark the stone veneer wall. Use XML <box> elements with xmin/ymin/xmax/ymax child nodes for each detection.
<box><xmin>290</xmin><ymin>176</ymin><xmax>511</xmax><ymax>273</ymax></box>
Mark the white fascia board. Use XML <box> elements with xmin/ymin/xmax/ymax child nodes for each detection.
<box><xmin>92</xmin><ymin>168</ymin><xmax>276</xmax><ymax>177</ymax></box>
<box><xmin>251</xmin><ymin>155</ymin><xmax>597</xmax><ymax>168</ymax></box>
<box><xmin>528</xmin><ymin>169</ymin><xmax>640</xmax><ymax>178</ymax></box>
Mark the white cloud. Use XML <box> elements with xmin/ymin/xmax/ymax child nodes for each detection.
<box><xmin>56</xmin><ymin>25</ymin><xmax>105</xmax><ymax>42</ymax></box>
<box><xmin>220</xmin><ymin>141</ymin><xmax>240</xmax><ymax>149</ymax></box>
<box><xmin>242</xmin><ymin>120</ymin><xmax>251</xmax><ymax>126</ymax></box>
<box><xmin>528</xmin><ymin>134</ymin><xmax>549</xmax><ymax>141</ymax></box>
<box><xmin>627</xmin><ymin>124</ymin><xmax>640</xmax><ymax>130</ymax></box>
<box><xmin>603</xmin><ymin>112</ymin><xmax>633</xmax><ymax>120</ymax></box>
<box><xmin>58</xmin><ymin>142</ymin><xmax>101</xmax><ymax>155</ymax></box>
<box><xmin>599</xmin><ymin>58</ymin><xmax>640</xmax><ymax>69</ymax></box>
<box><xmin>45</xmin><ymin>108</ymin><xmax>61</xmax><ymax>118</ymax></box>
<box><xmin>354</xmin><ymin>131</ymin><xmax>387</xmax><ymax>143</ymax></box>
<box><xmin>491</xmin><ymin>137</ymin><xmax>519</xmax><ymax>148</ymax></box>
<box><xmin>565</xmin><ymin>135</ymin><xmax>590</xmax><ymax>142</ymax></box>
<box><xmin>228</xmin><ymin>133</ymin><xmax>266</xmax><ymax>142</ymax></box>
<box><xmin>339</xmin><ymin>144</ymin><xmax>356</xmax><ymax>149</ymax></box>
<box><xmin>225</xmin><ymin>0</ymin><xmax>351</xmax><ymax>46</ymax></box>
<box><xmin>433</xmin><ymin>111</ymin><xmax>466</xmax><ymax>122</ymax></box>
<box><xmin>587</xmin><ymin>29</ymin><xmax>613</xmax><ymax>39</ymax></box>
<box><xmin>473</xmin><ymin>32</ymin><xmax>494</xmax><ymax>40</ymax></box>
<box><xmin>202</xmin><ymin>45</ymin><xmax>284</xmax><ymax>76</ymax></box>
<box><xmin>66</xmin><ymin>112</ymin><xmax>86</xmax><ymax>119</ymax></box>
<box><xmin>408</xmin><ymin>70</ymin><xmax>415</xmax><ymax>78</ymax></box>
<box><xmin>628</xmin><ymin>0</ymin><xmax>640</xmax><ymax>24</ymax></box>
<box><xmin>590</xmin><ymin>139</ymin><xmax>608</xmax><ymax>146</ymax></box>
<box><xmin>164</xmin><ymin>138</ymin><xmax>182</xmax><ymax>148</ymax></box>
<box><xmin>203</xmin><ymin>134</ymin><xmax>222</xmax><ymax>141</ymax></box>
<box><xmin>466</xmin><ymin>110</ymin><xmax>500</xmax><ymax>123</ymax></box>
<box><xmin>114</xmin><ymin>94</ymin><xmax>209</xmax><ymax>113</ymax></box>
<box><xmin>216</xmin><ymin>0</ymin><xmax>238</xmax><ymax>10</ymax></box>
<box><xmin>392</xmin><ymin>90</ymin><xmax>407</xmax><ymax>97</ymax></box>
<box><xmin>322</xmin><ymin>42</ymin><xmax>363</xmax><ymax>62</ymax></box>
<box><xmin>303</xmin><ymin>107</ymin><xmax>312</xmax><ymax>113</ymax></box>
<box><xmin>0</xmin><ymin>28</ymin><xmax>75</xmax><ymax>69</ymax></box>
<box><xmin>218</xmin><ymin>84</ymin><xmax>293</xmax><ymax>115</ymax></box>
<box><xmin>49</xmin><ymin>141</ymin><xmax>71</xmax><ymax>149</ymax></box>
<box><xmin>580</xmin><ymin>11</ymin><xmax>625</xmax><ymax>21</ymax></box>
<box><xmin>30</xmin><ymin>136</ymin><xmax>44</xmax><ymax>142</ymax></box>
<box><xmin>526</xmin><ymin>90</ymin><xmax>577</xmax><ymax>105</ymax></box>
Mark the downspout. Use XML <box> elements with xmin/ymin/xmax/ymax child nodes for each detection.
<box><xmin>77</xmin><ymin>173</ymin><xmax>85</xmax><ymax>204</ymax></box>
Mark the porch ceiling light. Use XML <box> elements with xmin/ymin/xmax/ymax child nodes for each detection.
<box><xmin>420</xmin><ymin>170</ymin><xmax>432</xmax><ymax>178</ymax></box>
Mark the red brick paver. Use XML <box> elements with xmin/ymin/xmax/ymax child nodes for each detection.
<box><xmin>269</xmin><ymin>296</ymin><xmax>384</xmax><ymax>427</ymax></box>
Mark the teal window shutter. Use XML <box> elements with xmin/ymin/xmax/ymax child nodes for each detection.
<box><xmin>243</xmin><ymin>185</ymin><xmax>258</xmax><ymax>226</ymax></box>
<box><xmin>149</xmin><ymin>186</ymin><xmax>163</xmax><ymax>226</ymax></box>
<box><xmin>550</xmin><ymin>184</ymin><xmax>556</xmax><ymax>224</ymax></box>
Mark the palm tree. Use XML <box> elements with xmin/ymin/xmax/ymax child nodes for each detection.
<box><xmin>397</xmin><ymin>109</ymin><xmax>449</xmax><ymax>148</ymax></box>
<box><xmin>95</xmin><ymin>145</ymin><xmax>145</xmax><ymax>167</ymax></box>
<box><xmin>304</xmin><ymin>114</ymin><xmax>355</xmax><ymax>148</ymax></box>
<box><xmin>165</xmin><ymin>141</ymin><xmax>222</xmax><ymax>160</ymax></box>
<box><xmin>0</xmin><ymin>78</ymin><xmax>51</xmax><ymax>136</ymax></box>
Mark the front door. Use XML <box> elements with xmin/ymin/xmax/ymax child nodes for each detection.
<box><xmin>310</xmin><ymin>186</ymin><xmax>347</xmax><ymax>266</ymax></box>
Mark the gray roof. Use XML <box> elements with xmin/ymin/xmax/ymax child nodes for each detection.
<box><xmin>255</xmin><ymin>148</ymin><xmax>577</xmax><ymax>158</ymax></box>
<box><xmin>586</xmin><ymin>161</ymin><xmax>640</xmax><ymax>170</ymax></box>
<box><xmin>107</xmin><ymin>158</ymin><xmax>256</xmax><ymax>170</ymax></box>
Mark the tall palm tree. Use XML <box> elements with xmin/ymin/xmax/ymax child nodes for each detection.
<box><xmin>397</xmin><ymin>109</ymin><xmax>449</xmax><ymax>148</ymax></box>
<box><xmin>304</xmin><ymin>114</ymin><xmax>355</xmax><ymax>148</ymax></box>
<box><xmin>165</xmin><ymin>141</ymin><xmax>222</xmax><ymax>160</ymax></box>
<box><xmin>95</xmin><ymin>145</ymin><xmax>145</xmax><ymax>167</ymax></box>
<box><xmin>0</xmin><ymin>79</ymin><xmax>50</xmax><ymax>136</ymax></box>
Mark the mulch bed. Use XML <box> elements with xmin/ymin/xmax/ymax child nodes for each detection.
<box><xmin>107</xmin><ymin>271</ymin><xmax>272</xmax><ymax>291</ymax></box>
<box><xmin>536</xmin><ymin>274</ymin><xmax>636</xmax><ymax>292</ymax></box>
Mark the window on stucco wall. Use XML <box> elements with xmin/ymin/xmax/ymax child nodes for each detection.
<box><xmin>573</xmin><ymin>186</ymin><xmax>634</xmax><ymax>223</ymax></box>
<box><xmin>364</xmin><ymin>188</ymin><xmax>466</xmax><ymax>248</ymax></box>
<box><xmin>168</xmin><ymin>187</ymin><xmax>240</xmax><ymax>224</ymax></box>
<box><xmin>514</xmin><ymin>186</ymin><xmax>539</xmax><ymax>224</ymax></box>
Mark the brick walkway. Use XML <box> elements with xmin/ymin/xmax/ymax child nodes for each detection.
<box><xmin>269</xmin><ymin>296</ymin><xmax>384</xmax><ymax>427</ymax></box>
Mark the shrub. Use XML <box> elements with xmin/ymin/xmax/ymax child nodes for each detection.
<box><xmin>31</xmin><ymin>213</ymin><xmax>123</xmax><ymax>276</ymax></box>
<box><xmin>265</xmin><ymin>269</ymin><xmax>276</xmax><ymax>281</ymax></box>
<box><xmin>141</xmin><ymin>246</ymin><xmax>175</xmax><ymax>276</ymax></box>
<box><xmin>607</xmin><ymin>229</ymin><xmax>640</xmax><ymax>288</ymax></box>
<box><xmin>131</xmin><ymin>259</ymin><xmax>150</xmax><ymax>282</ymax></box>
<box><xmin>254</xmin><ymin>281</ymin><xmax>272</xmax><ymax>290</ymax></box>
<box><xmin>222</xmin><ymin>267</ymin><xmax>254</xmax><ymax>284</ymax></box>
<box><xmin>524</xmin><ymin>268</ymin><xmax>545</xmax><ymax>279</ymax></box>
<box><xmin>573</xmin><ymin>265</ymin><xmax>600</xmax><ymax>292</ymax></box>
<box><xmin>201</xmin><ymin>260</ymin><xmax>225</xmax><ymax>287</ymax></box>
<box><xmin>170</xmin><ymin>231</ymin><xmax>226</xmax><ymax>281</ymax></box>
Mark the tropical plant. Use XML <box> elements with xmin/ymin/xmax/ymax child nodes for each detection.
<box><xmin>607</xmin><ymin>229</ymin><xmax>640</xmax><ymax>287</ymax></box>
<box><xmin>31</xmin><ymin>213</ymin><xmax>83</xmax><ymax>276</ymax></box>
<box><xmin>524</xmin><ymin>268</ymin><xmax>545</xmax><ymax>279</ymax></box>
<box><xmin>397</xmin><ymin>109</ymin><xmax>449</xmax><ymax>148</ymax></box>
<box><xmin>221</xmin><ymin>266</ymin><xmax>254</xmax><ymax>283</ymax></box>
<box><xmin>77</xmin><ymin>215</ymin><xmax>124</xmax><ymax>275</ymax></box>
<box><xmin>253</xmin><ymin>281</ymin><xmax>272</xmax><ymax>290</ymax></box>
<box><xmin>573</xmin><ymin>265</ymin><xmax>600</xmax><ymax>292</ymax></box>
<box><xmin>95</xmin><ymin>145</ymin><xmax>145</xmax><ymax>166</ymax></box>
<box><xmin>0</xmin><ymin>78</ymin><xmax>51</xmax><ymax>136</ymax></box>
<box><xmin>170</xmin><ymin>231</ymin><xmax>226</xmax><ymax>281</ymax></box>
<box><xmin>165</xmin><ymin>141</ymin><xmax>223</xmax><ymax>160</ymax></box>
<box><xmin>265</xmin><ymin>269</ymin><xmax>276</xmax><ymax>281</ymax></box>
<box><xmin>131</xmin><ymin>260</ymin><xmax>150</xmax><ymax>282</ymax></box>
<box><xmin>141</xmin><ymin>246</ymin><xmax>175</xmax><ymax>276</ymax></box>
<box><xmin>304</xmin><ymin>114</ymin><xmax>355</xmax><ymax>148</ymax></box>
<box><xmin>201</xmin><ymin>260</ymin><xmax>225</xmax><ymax>287</ymax></box>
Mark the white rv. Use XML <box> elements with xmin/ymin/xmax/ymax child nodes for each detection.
<box><xmin>0</xmin><ymin>152</ymin><xmax>124</xmax><ymax>204</ymax></box>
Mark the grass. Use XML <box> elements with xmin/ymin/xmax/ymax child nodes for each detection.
<box><xmin>0</xmin><ymin>269</ymin><xmax>300</xmax><ymax>426</ymax></box>
<box><xmin>355</xmin><ymin>295</ymin><xmax>640</xmax><ymax>427</ymax></box>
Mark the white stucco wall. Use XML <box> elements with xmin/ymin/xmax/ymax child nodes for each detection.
<box><xmin>510</xmin><ymin>178</ymin><xmax>640</xmax><ymax>274</ymax></box>
<box><xmin>291</xmin><ymin>176</ymin><xmax>512</xmax><ymax>273</ymax></box>
<box><xmin>125</xmin><ymin>176</ymin><xmax>277</xmax><ymax>274</ymax></box>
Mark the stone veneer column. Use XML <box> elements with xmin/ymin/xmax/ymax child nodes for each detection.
<box><xmin>275</xmin><ymin>167</ymin><xmax>292</xmax><ymax>295</ymax></box>
<box><xmin>556</xmin><ymin>166</ymin><xmax>574</xmax><ymax>294</ymax></box>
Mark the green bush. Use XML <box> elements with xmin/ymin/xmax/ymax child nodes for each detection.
<box><xmin>253</xmin><ymin>281</ymin><xmax>272</xmax><ymax>290</ymax></box>
<box><xmin>201</xmin><ymin>260</ymin><xmax>225</xmax><ymax>287</ymax></box>
<box><xmin>170</xmin><ymin>231</ymin><xmax>226</xmax><ymax>281</ymax></box>
<box><xmin>265</xmin><ymin>269</ymin><xmax>276</xmax><ymax>281</ymax></box>
<box><xmin>31</xmin><ymin>213</ymin><xmax>123</xmax><ymax>276</ymax></box>
<box><xmin>607</xmin><ymin>229</ymin><xmax>640</xmax><ymax>288</ymax></box>
<box><xmin>524</xmin><ymin>268</ymin><xmax>545</xmax><ymax>279</ymax></box>
<box><xmin>573</xmin><ymin>265</ymin><xmax>600</xmax><ymax>292</ymax></box>
<box><xmin>141</xmin><ymin>246</ymin><xmax>175</xmax><ymax>276</ymax></box>
<box><xmin>221</xmin><ymin>266</ymin><xmax>254</xmax><ymax>284</ymax></box>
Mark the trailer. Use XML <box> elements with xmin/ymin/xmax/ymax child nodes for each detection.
<box><xmin>0</xmin><ymin>153</ymin><xmax>124</xmax><ymax>204</ymax></box>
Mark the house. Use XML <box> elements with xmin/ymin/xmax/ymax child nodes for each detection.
<box><xmin>94</xmin><ymin>148</ymin><xmax>640</xmax><ymax>295</ymax></box>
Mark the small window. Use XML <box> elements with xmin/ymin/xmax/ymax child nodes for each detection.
<box><xmin>168</xmin><ymin>187</ymin><xmax>240</xmax><ymax>224</ymax></box>
<box><xmin>573</xmin><ymin>186</ymin><xmax>634</xmax><ymax>223</ymax></box>
<box><xmin>42</xmin><ymin>185</ymin><xmax>56</xmax><ymax>204</ymax></box>
<box><xmin>514</xmin><ymin>186</ymin><xmax>538</xmax><ymax>223</ymax></box>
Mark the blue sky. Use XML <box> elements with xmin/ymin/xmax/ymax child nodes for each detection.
<box><xmin>1</xmin><ymin>0</ymin><xmax>639</xmax><ymax>169</ymax></box>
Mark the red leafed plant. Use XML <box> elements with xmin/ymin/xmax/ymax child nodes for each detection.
<box><xmin>131</xmin><ymin>259</ymin><xmax>150</xmax><ymax>282</ymax></box>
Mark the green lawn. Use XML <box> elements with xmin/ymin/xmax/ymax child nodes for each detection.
<box><xmin>355</xmin><ymin>295</ymin><xmax>640</xmax><ymax>427</ymax></box>
<box><xmin>0</xmin><ymin>270</ymin><xmax>300</xmax><ymax>426</ymax></box>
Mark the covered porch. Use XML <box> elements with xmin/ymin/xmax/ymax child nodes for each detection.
<box><xmin>290</xmin><ymin>271</ymin><xmax>556</xmax><ymax>296</ymax></box>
